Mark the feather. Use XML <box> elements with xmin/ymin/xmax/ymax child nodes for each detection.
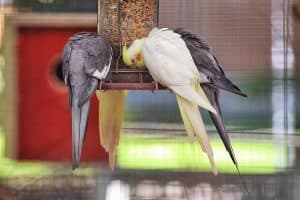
<box><xmin>177</xmin><ymin>95</ymin><xmax>217</xmax><ymax>175</ymax></box>
<box><xmin>176</xmin><ymin>95</ymin><xmax>194</xmax><ymax>138</ymax></box>
<box><xmin>174</xmin><ymin>28</ymin><xmax>247</xmax><ymax>97</ymax></box>
<box><xmin>141</xmin><ymin>28</ymin><xmax>217</xmax><ymax>174</ymax></box>
<box><xmin>96</xmin><ymin>90</ymin><xmax>126</xmax><ymax>169</ymax></box>
<box><xmin>169</xmin><ymin>85</ymin><xmax>216</xmax><ymax>114</ymax></box>
<box><xmin>78</xmin><ymin>77</ymin><xmax>99</xmax><ymax>107</ymax></box>
<box><xmin>71</xmin><ymin>85</ymin><xmax>91</xmax><ymax>169</ymax></box>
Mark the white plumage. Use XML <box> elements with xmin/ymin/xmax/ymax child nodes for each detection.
<box><xmin>141</xmin><ymin>28</ymin><xmax>218</xmax><ymax>175</ymax></box>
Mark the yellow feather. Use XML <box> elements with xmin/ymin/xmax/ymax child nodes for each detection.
<box><xmin>96</xmin><ymin>90</ymin><xmax>126</xmax><ymax>169</ymax></box>
<box><xmin>122</xmin><ymin>44</ymin><xmax>133</xmax><ymax>66</ymax></box>
<box><xmin>176</xmin><ymin>95</ymin><xmax>194</xmax><ymax>138</ymax></box>
<box><xmin>169</xmin><ymin>85</ymin><xmax>216</xmax><ymax>114</ymax></box>
<box><xmin>177</xmin><ymin>94</ymin><xmax>218</xmax><ymax>175</ymax></box>
<box><xmin>122</xmin><ymin>39</ymin><xmax>145</xmax><ymax>68</ymax></box>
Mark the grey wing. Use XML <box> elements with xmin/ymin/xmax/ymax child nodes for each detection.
<box><xmin>176</xmin><ymin>28</ymin><xmax>246</xmax><ymax>97</ymax></box>
<box><xmin>193</xmin><ymin>49</ymin><xmax>246</xmax><ymax>97</ymax></box>
<box><xmin>79</xmin><ymin>35</ymin><xmax>113</xmax><ymax>106</ymax></box>
<box><xmin>62</xmin><ymin>40</ymin><xmax>75</xmax><ymax>106</ymax></box>
<box><xmin>62</xmin><ymin>40</ymin><xmax>72</xmax><ymax>85</ymax></box>
<box><xmin>84</xmin><ymin>35</ymin><xmax>113</xmax><ymax>79</ymax></box>
<box><xmin>174</xmin><ymin>28</ymin><xmax>211</xmax><ymax>51</ymax></box>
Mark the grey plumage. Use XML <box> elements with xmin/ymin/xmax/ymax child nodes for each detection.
<box><xmin>175</xmin><ymin>28</ymin><xmax>246</xmax><ymax>97</ymax></box>
<box><xmin>175</xmin><ymin>28</ymin><xmax>248</xmax><ymax>192</ymax></box>
<box><xmin>62</xmin><ymin>32</ymin><xmax>112</xmax><ymax>169</ymax></box>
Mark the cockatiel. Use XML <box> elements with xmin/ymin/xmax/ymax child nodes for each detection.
<box><xmin>122</xmin><ymin>28</ymin><xmax>218</xmax><ymax>175</ymax></box>
<box><xmin>62</xmin><ymin>32</ymin><xmax>112</xmax><ymax>169</ymax></box>
<box><xmin>174</xmin><ymin>28</ymin><xmax>248</xmax><ymax>192</ymax></box>
<box><xmin>122</xmin><ymin>40</ymin><xmax>145</xmax><ymax>68</ymax></box>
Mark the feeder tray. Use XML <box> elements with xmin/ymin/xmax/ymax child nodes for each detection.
<box><xmin>97</xmin><ymin>0</ymin><xmax>163</xmax><ymax>91</ymax></box>
<box><xmin>100</xmin><ymin>67</ymin><xmax>165</xmax><ymax>90</ymax></box>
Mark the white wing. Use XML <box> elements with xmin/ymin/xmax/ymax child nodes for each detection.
<box><xmin>142</xmin><ymin>28</ymin><xmax>215</xmax><ymax>113</ymax></box>
<box><xmin>142</xmin><ymin>28</ymin><xmax>199</xmax><ymax>86</ymax></box>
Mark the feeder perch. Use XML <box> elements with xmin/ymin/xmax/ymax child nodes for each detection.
<box><xmin>97</xmin><ymin>0</ymin><xmax>164</xmax><ymax>90</ymax></box>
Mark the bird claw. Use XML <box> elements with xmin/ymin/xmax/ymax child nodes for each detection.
<box><xmin>151</xmin><ymin>81</ymin><xmax>159</xmax><ymax>94</ymax></box>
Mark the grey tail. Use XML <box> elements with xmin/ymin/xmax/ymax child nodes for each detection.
<box><xmin>202</xmin><ymin>85</ymin><xmax>249</xmax><ymax>194</ymax></box>
<box><xmin>235</xmin><ymin>163</ymin><xmax>249</xmax><ymax>194</ymax></box>
<box><xmin>71</xmin><ymin>86</ymin><xmax>91</xmax><ymax>169</ymax></box>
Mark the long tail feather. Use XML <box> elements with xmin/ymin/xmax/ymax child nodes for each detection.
<box><xmin>71</xmin><ymin>94</ymin><xmax>91</xmax><ymax>169</ymax></box>
<box><xmin>177</xmin><ymin>95</ymin><xmax>206</xmax><ymax>152</ymax></box>
<box><xmin>177</xmin><ymin>95</ymin><xmax>217</xmax><ymax>175</ymax></box>
<box><xmin>202</xmin><ymin>86</ymin><xmax>237</xmax><ymax>164</ymax></box>
<box><xmin>176</xmin><ymin>95</ymin><xmax>194</xmax><ymax>138</ymax></box>
<box><xmin>170</xmin><ymin>85</ymin><xmax>216</xmax><ymax>114</ymax></box>
<box><xmin>96</xmin><ymin>90</ymin><xmax>126</xmax><ymax>169</ymax></box>
<box><xmin>202</xmin><ymin>85</ymin><xmax>249</xmax><ymax>193</ymax></box>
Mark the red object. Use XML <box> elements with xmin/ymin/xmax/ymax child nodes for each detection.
<box><xmin>17</xmin><ymin>27</ymin><xmax>108</xmax><ymax>162</ymax></box>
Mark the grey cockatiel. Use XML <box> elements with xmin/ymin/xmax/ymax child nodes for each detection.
<box><xmin>62</xmin><ymin>32</ymin><xmax>112</xmax><ymax>169</ymax></box>
<box><xmin>174</xmin><ymin>28</ymin><xmax>247</xmax><ymax>185</ymax></box>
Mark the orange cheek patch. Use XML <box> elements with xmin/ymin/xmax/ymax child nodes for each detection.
<box><xmin>135</xmin><ymin>53</ymin><xmax>142</xmax><ymax>62</ymax></box>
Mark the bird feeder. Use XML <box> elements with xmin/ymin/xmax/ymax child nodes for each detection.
<box><xmin>97</xmin><ymin>0</ymin><xmax>164</xmax><ymax>90</ymax></box>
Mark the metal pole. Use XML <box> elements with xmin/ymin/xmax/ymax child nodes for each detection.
<box><xmin>97</xmin><ymin>0</ymin><xmax>101</xmax><ymax>34</ymax></box>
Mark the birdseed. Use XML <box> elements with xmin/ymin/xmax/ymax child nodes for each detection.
<box><xmin>100</xmin><ymin>0</ymin><xmax>158</xmax><ymax>64</ymax></box>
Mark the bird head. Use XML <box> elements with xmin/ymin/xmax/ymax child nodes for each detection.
<box><xmin>122</xmin><ymin>39</ymin><xmax>145</xmax><ymax>68</ymax></box>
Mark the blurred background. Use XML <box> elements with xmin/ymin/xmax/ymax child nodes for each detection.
<box><xmin>1</xmin><ymin>0</ymin><xmax>300</xmax><ymax>199</ymax></box>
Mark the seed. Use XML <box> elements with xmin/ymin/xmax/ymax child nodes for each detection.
<box><xmin>100</xmin><ymin>0</ymin><xmax>158</xmax><ymax>65</ymax></box>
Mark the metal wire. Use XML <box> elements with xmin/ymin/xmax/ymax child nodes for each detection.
<box><xmin>115</xmin><ymin>0</ymin><xmax>122</xmax><ymax>72</ymax></box>
<box><xmin>97</xmin><ymin>0</ymin><xmax>100</xmax><ymax>34</ymax></box>
<box><xmin>283</xmin><ymin>0</ymin><xmax>290</xmax><ymax>133</ymax></box>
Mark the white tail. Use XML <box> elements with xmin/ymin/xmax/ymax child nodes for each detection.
<box><xmin>176</xmin><ymin>95</ymin><xmax>218</xmax><ymax>175</ymax></box>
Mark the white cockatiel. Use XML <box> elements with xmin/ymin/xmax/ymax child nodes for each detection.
<box><xmin>122</xmin><ymin>28</ymin><xmax>218</xmax><ymax>175</ymax></box>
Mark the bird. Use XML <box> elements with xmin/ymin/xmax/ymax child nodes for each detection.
<box><xmin>62</xmin><ymin>32</ymin><xmax>112</xmax><ymax>169</ymax></box>
<box><xmin>122</xmin><ymin>40</ymin><xmax>145</xmax><ymax>68</ymax></box>
<box><xmin>174</xmin><ymin>28</ymin><xmax>248</xmax><ymax>192</ymax></box>
<box><xmin>122</xmin><ymin>27</ymin><xmax>219</xmax><ymax>175</ymax></box>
